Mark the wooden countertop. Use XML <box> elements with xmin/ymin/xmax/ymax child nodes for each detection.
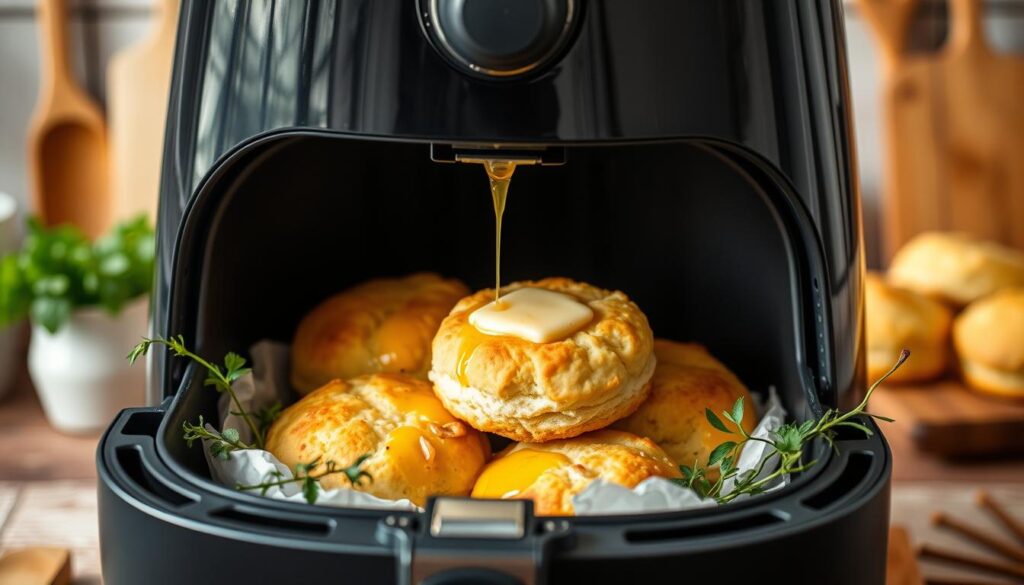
<box><xmin>0</xmin><ymin>360</ymin><xmax>1021</xmax><ymax>584</ymax></box>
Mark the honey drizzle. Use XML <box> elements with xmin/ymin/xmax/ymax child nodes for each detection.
<box><xmin>482</xmin><ymin>160</ymin><xmax>517</xmax><ymax>305</ymax></box>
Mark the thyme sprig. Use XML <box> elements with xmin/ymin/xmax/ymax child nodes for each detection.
<box><xmin>130</xmin><ymin>336</ymin><xmax>372</xmax><ymax>505</ymax></box>
<box><xmin>129</xmin><ymin>336</ymin><xmax>265</xmax><ymax>448</ymax></box>
<box><xmin>182</xmin><ymin>416</ymin><xmax>251</xmax><ymax>460</ymax></box>
<box><xmin>676</xmin><ymin>349</ymin><xmax>907</xmax><ymax>504</ymax></box>
<box><xmin>236</xmin><ymin>456</ymin><xmax>373</xmax><ymax>504</ymax></box>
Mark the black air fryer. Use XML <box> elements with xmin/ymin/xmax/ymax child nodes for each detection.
<box><xmin>98</xmin><ymin>1</ymin><xmax>889</xmax><ymax>583</ymax></box>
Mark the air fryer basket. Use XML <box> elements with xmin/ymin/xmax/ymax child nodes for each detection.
<box><xmin>99</xmin><ymin>132</ymin><xmax>890</xmax><ymax>584</ymax></box>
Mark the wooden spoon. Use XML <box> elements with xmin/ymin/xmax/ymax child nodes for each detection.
<box><xmin>27</xmin><ymin>0</ymin><xmax>111</xmax><ymax>240</ymax></box>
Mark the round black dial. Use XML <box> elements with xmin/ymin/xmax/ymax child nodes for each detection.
<box><xmin>424</xmin><ymin>0</ymin><xmax>577</xmax><ymax>78</ymax></box>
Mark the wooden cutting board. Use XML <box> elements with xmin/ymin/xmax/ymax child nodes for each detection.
<box><xmin>107</xmin><ymin>0</ymin><xmax>179</xmax><ymax>223</ymax></box>
<box><xmin>871</xmin><ymin>378</ymin><xmax>1024</xmax><ymax>457</ymax></box>
<box><xmin>857</xmin><ymin>0</ymin><xmax>1024</xmax><ymax>261</ymax></box>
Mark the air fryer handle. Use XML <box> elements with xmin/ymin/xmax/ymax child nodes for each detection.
<box><xmin>377</xmin><ymin>498</ymin><xmax>573</xmax><ymax>585</ymax></box>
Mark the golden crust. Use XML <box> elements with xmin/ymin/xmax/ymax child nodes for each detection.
<box><xmin>265</xmin><ymin>374</ymin><xmax>489</xmax><ymax>506</ymax></box>
<box><xmin>472</xmin><ymin>430</ymin><xmax>680</xmax><ymax>516</ymax></box>
<box><xmin>612</xmin><ymin>340</ymin><xmax>758</xmax><ymax>468</ymax></box>
<box><xmin>291</xmin><ymin>273</ymin><xmax>468</xmax><ymax>394</ymax></box>
<box><xmin>953</xmin><ymin>288</ymin><xmax>1024</xmax><ymax>398</ymax></box>
<box><xmin>865</xmin><ymin>273</ymin><xmax>952</xmax><ymax>383</ymax></box>
<box><xmin>888</xmin><ymin>232</ymin><xmax>1024</xmax><ymax>307</ymax></box>
<box><xmin>429</xmin><ymin>278</ymin><xmax>656</xmax><ymax>442</ymax></box>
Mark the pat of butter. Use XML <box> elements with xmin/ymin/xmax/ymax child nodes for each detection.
<box><xmin>469</xmin><ymin>288</ymin><xmax>594</xmax><ymax>343</ymax></box>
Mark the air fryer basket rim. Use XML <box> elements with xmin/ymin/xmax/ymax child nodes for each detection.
<box><xmin>101</xmin><ymin>402</ymin><xmax>889</xmax><ymax>551</ymax></box>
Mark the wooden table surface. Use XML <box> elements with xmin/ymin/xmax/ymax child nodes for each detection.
<box><xmin>0</xmin><ymin>361</ymin><xmax>1021</xmax><ymax>584</ymax></box>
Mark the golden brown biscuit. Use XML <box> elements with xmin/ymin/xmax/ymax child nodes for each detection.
<box><xmin>291</xmin><ymin>273</ymin><xmax>468</xmax><ymax>394</ymax></box>
<box><xmin>429</xmin><ymin>278</ymin><xmax>656</xmax><ymax>442</ymax></box>
<box><xmin>471</xmin><ymin>429</ymin><xmax>680</xmax><ymax>515</ymax></box>
<box><xmin>953</xmin><ymin>288</ymin><xmax>1024</xmax><ymax>398</ymax></box>
<box><xmin>888</xmin><ymin>232</ymin><xmax>1024</xmax><ymax>307</ymax></box>
<box><xmin>865</xmin><ymin>273</ymin><xmax>952</xmax><ymax>383</ymax></box>
<box><xmin>612</xmin><ymin>340</ymin><xmax>758</xmax><ymax>468</ymax></box>
<box><xmin>265</xmin><ymin>374</ymin><xmax>489</xmax><ymax>506</ymax></box>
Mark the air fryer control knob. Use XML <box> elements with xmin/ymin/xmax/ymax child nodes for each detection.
<box><xmin>424</xmin><ymin>0</ymin><xmax>577</xmax><ymax>78</ymax></box>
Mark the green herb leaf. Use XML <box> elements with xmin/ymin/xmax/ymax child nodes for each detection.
<box><xmin>302</xmin><ymin>477</ymin><xmax>320</xmax><ymax>504</ymax></box>
<box><xmin>730</xmin><ymin>397</ymin><xmax>745</xmax><ymax>426</ymax></box>
<box><xmin>705</xmin><ymin>408</ymin><xmax>731</xmax><ymax>433</ymax></box>
<box><xmin>708</xmin><ymin>441</ymin><xmax>737</xmax><ymax>466</ymax></box>
<box><xmin>221</xmin><ymin>428</ymin><xmax>241</xmax><ymax>444</ymax></box>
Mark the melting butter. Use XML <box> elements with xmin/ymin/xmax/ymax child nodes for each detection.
<box><xmin>469</xmin><ymin>287</ymin><xmax>593</xmax><ymax>343</ymax></box>
<box><xmin>472</xmin><ymin>449</ymin><xmax>570</xmax><ymax>499</ymax></box>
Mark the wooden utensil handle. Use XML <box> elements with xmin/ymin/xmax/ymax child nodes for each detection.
<box><xmin>36</xmin><ymin>0</ymin><xmax>74</xmax><ymax>92</ymax></box>
<box><xmin>856</xmin><ymin>0</ymin><xmax>920</xmax><ymax>64</ymax></box>
<box><xmin>948</xmin><ymin>0</ymin><xmax>988</xmax><ymax>55</ymax></box>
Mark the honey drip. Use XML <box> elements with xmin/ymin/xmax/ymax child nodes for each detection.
<box><xmin>482</xmin><ymin>160</ymin><xmax>517</xmax><ymax>305</ymax></box>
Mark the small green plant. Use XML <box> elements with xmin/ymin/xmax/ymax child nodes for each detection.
<box><xmin>675</xmin><ymin>349</ymin><xmax>906</xmax><ymax>504</ymax></box>
<box><xmin>0</xmin><ymin>216</ymin><xmax>155</xmax><ymax>333</ymax></box>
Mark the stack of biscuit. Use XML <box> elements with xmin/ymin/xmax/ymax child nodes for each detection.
<box><xmin>867</xmin><ymin>232</ymin><xmax>1024</xmax><ymax>399</ymax></box>
<box><xmin>267</xmin><ymin>274</ymin><xmax>759</xmax><ymax>515</ymax></box>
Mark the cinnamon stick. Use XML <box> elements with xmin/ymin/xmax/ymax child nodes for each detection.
<box><xmin>977</xmin><ymin>490</ymin><xmax>1024</xmax><ymax>546</ymax></box>
<box><xmin>918</xmin><ymin>543</ymin><xmax>1024</xmax><ymax>581</ymax></box>
<box><xmin>932</xmin><ymin>511</ymin><xmax>1024</xmax><ymax>563</ymax></box>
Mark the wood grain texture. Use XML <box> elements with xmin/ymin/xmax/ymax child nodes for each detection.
<box><xmin>0</xmin><ymin>547</ymin><xmax>71</xmax><ymax>585</ymax></box>
<box><xmin>871</xmin><ymin>378</ymin><xmax>1024</xmax><ymax>457</ymax></box>
<box><xmin>0</xmin><ymin>486</ymin><xmax>19</xmax><ymax>535</ymax></box>
<box><xmin>891</xmin><ymin>485</ymin><xmax>1024</xmax><ymax>585</ymax></box>
<box><xmin>0</xmin><ymin>482</ymin><xmax>100</xmax><ymax>584</ymax></box>
<box><xmin>106</xmin><ymin>0</ymin><xmax>178</xmax><ymax>223</ymax></box>
<box><xmin>888</xmin><ymin>526</ymin><xmax>925</xmax><ymax>585</ymax></box>
<box><xmin>26</xmin><ymin>0</ymin><xmax>112</xmax><ymax>239</ymax></box>
<box><xmin>0</xmin><ymin>365</ymin><xmax>99</xmax><ymax>482</ymax></box>
<box><xmin>857</xmin><ymin>0</ymin><xmax>1024</xmax><ymax>261</ymax></box>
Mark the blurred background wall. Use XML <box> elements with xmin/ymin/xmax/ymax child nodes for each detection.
<box><xmin>0</xmin><ymin>0</ymin><xmax>1022</xmax><ymax>267</ymax></box>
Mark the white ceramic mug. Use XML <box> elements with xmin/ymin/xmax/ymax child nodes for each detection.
<box><xmin>0</xmin><ymin>191</ymin><xmax>20</xmax><ymax>400</ymax></box>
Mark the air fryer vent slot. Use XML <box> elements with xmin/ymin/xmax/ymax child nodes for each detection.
<box><xmin>624</xmin><ymin>512</ymin><xmax>782</xmax><ymax>543</ymax></box>
<box><xmin>802</xmin><ymin>452</ymin><xmax>873</xmax><ymax>510</ymax></box>
<box><xmin>831</xmin><ymin>421</ymin><xmax>874</xmax><ymax>442</ymax></box>
<box><xmin>120</xmin><ymin>411</ymin><xmax>164</xmax><ymax>437</ymax></box>
<box><xmin>209</xmin><ymin>506</ymin><xmax>332</xmax><ymax>536</ymax></box>
<box><xmin>115</xmin><ymin>446</ymin><xmax>195</xmax><ymax>507</ymax></box>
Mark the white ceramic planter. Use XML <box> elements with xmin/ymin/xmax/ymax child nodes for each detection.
<box><xmin>29</xmin><ymin>297</ymin><xmax>148</xmax><ymax>433</ymax></box>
